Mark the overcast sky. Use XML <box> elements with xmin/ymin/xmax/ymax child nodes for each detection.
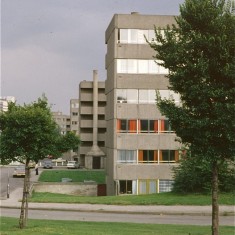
<box><xmin>1</xmin><ymin>0</ymin><xmax>184</xmax><ymax>114</ymax></box>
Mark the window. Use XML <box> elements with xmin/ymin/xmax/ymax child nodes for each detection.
<box><xmin>139</xmin><ymin>120</ymin><xmax>158</xmax><ymax>133</ymax></box>
<box><xmin>158</xmin><ymin>90</ymin><xmax>181</xmax><ymax>104</ymax></box>
<box><xmin>126</xmin><ymin>90</ymin><xmax>138</xmax><ymax>103</ymax></box>
<box><xmin>72</xmin><ymin>112</ymin><xmax>78</xmax><ymax>116</ymax></box>
<box><xmin>117</xmin><ymin>89</ymin><xmax>127</xmax><ymax>103</ymax></box>
<box><xmin>138</xmin><ymin>150</ymin><xmax>158</xmax><ymax>163</ymax></box>
<box><xmin>149</xmin><ymin>60</ymin><xmax>158</xmax><ymax>74</ymax></box>
<box><xmin>130</xmin><ymin>29</ymin><xmax>138</xmax><ymax>43</ymax></box>
<box><xmin>138</xmin><ymin>180</ymin><xmax>158</xmax><ymax>194</ymax></box>
<box><xmin>117</xmin><ymin>89</ymin><xmax>138</xmax><ymax>103</ymax></box>
<box><xmin>139</xmin><ymin>90</ymin><xmax>156</xmax><ymax>104</ymax></box>
<box><xmin>117</xmin><ymin>59</ymin><xmax>128</xmax><ymax>73</ymax></box>
<box><xmin>117</xmin><ymin>120</ymin><xmax>137</xmax><ymax>133</ymax></box>
<box><xmin>118</xmin><ymin>29</ymin><xmax>165</xmax><ymax>44</ymax></box>
<box><xmin>148</xmin><ymin>30</ymin><xmax>155</xmax><ymax>42</ymax></box>
<box><xmin>159</xmin><ymin>150</ymin><xmax>179</xmax><ymax>163</ymax></box>
<box><xmin>128</xmin><ymin>60</ymin><xmax>138</xmax><ymax>73</ymax></box>
<box><xmin>138</xmin><ymin>60</ymin><xmax>148</xmax><ymax>73</ymax></box>
<box><xmin>159</xmin><ymin>180</ymin><xmax>174</xmax><ymax>192</ymax></box>
<box><xmin>119</xmin><ymin>180</ymin><xmax>133</xmax><ymax>194</ymax></box>
<box><xmin>117</xmin><ymin>119</ymin><xmax>173</xmax><ymax>134</ymax></box>
<box><xmin>159</xmin><ymin>120</ymin><xmax>172</xmax><ymax>133</ymax></box>
<box><xmin>139</xmin><ymin>90</ymin><xmax>149</xmax><ymax>103</ymax></box>
<box><xmin>71</xmin><ymin>103</ymin><xmax>79</xmax><ymax>108</ymax></box>
<box><xmin>117</xmin><ymin>59</ymin><xmax>167</xmax><ymax>74</ymax></box>
<box><xmin>119</xmin><ymin>29</ymin><xmax>128</xmax><ymax>43</ymax></box>
<box><xmin>117</xmin><ymin>150</ymin><xmax>137</xmax><ymax>163</ymax></box>
<box><xmin>116</xmin><ymin>89</ymin><xmax>180</xmax><ymax>105</ymax></box>
<box><xmin>138</xmin><ymin>30</ymin><xmax>148</xmax><ymax>43</ymax></box>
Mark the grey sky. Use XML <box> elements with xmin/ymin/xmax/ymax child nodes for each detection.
<box><xmin>1</xmin><ymin>0</ymin><xmax>184</xmax><ymax>114</ymax></box>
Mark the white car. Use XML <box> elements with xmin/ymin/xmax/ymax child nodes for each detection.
<box><xmin>67</xmin><ymin>161</ymin><xmax>79</xmax><ymax>169</ymax></box>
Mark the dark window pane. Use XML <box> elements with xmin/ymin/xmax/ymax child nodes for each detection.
<box><xmin>149</xmin><ymin>150</ymin><xmax>154</xmax><ymax>162</ymax></box>
<box><xmin>162</xmin><ymin>150</ymin><xmax>175</xmax><ymax>162</ymax></box>
<box><xmin>164</xmin><ymin>120</ymin><xmax>171</xmax><ymax>131</ymax></box>
<box><xmin>120</xmin><ymin>120</ymin><xmax>127</xmax><ymax>132</ymax></box>
<box><xmin>140</xmin><ymin>120</ymin><xmax>148</xmax><ymax>132</ymax></box>
<box><xmin>143</xmin><ymin>150</ymin><xmax>148</xmax><ymax>162</ymax></box>
<box><xmin>149</xmin><ymin>120</ymin><xmax>154</xmax><ymax>132</ymax></box>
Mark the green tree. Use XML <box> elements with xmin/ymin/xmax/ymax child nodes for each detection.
<box><xmin>148</xmin><ymin>1</ymin><xmax>235</xmax><ymax>234</ymax></box>
<box><xmin>173</xmin><ymin>148</ymin><xmax>235</xmax><ymax>193</ymax></box>
<box><xmin>0</xmin><ymin>96</ymin><xmax>80</xmax><ymax>229</ymax></box>
<box><xmin>59</xmin><ymin>131</ymin><xmax>80</xmax><ymax>153</ymax></box>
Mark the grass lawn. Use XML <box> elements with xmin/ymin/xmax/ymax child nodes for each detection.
<box><xmin>30</xmin><ymin>191</ymin><xmax>235</xmax><ymax>205</ymax></box>
<box><xmin>1</xmin><ymin>217</ymin><xmax>234</xmax><ymax>235</ymax></box>
<box><xmin>38</xmin><ymin>169</ymin><xmax>105</xmax><ymax>184</ymax></box>
<box><xmin>35</xmin><ymin>170</ymin><xmax>234</xmax><ymax>205</ymax></box>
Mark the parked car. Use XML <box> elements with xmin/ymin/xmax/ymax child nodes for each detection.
<box><xmin>13</xmin><ymin>165</ymin><xmax>25</xmax><ymax>177</ymax></box>
<box><xmin>42</xmin><ymin>159</ymin><xmax>53</xmax><ymax>169</ymax></box>
<box><xmin>67</xmin><ymin>161</ymin><xmax>79</xmax><ymax>169</ymax></box>
<box><xmin>28</xmin><ymin>161</ymin><xmax>36</xmax><ymax>168</ymax></box>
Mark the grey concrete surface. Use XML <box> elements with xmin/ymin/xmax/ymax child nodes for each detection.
<box><xmin>0</xmin><ymin>171</ymin><xmax>234</xmax><ymax>217</ymax></box>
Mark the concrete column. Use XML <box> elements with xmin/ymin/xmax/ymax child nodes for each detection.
<box><xmin>93</xmin><ymin>70</ymin><xmax>98</xmax><ymax>146</ymax></box>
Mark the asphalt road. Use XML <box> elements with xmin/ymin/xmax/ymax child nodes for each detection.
<box><xmin>1</xmin><ymin>208</ymin><xmax>234</xmax><ymax>225</ymax></box>
<box><xmin>0</xmin><ymin>166</ymin><xmax>65</xmax><ymax>198</ymax></box>
<box><xmin>0</xmin><ymin>166</ymin><xmax>24</xmax><ymax>198</ymax></box>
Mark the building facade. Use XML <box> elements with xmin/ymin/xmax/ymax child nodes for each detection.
<box><xmin>78</xmin><ymin>73</ymin><xmax>106</xmax><ymax>169</ymax></box>
<box><xmin>52</xmin><ymin>111</ymin><xmax>70</xmax><ymax>135</ymax></box>
<box><xmin>105</xmin><ymin>13</ymin><xmax>181</xmax><ymax>196</ymax></box>
<box><xmin>0</xmin><ymin>96</ymin><xmax>16</xmax><ymax>112</ymax></box>
<box><xmin>70</xmin><ymin>99</ymin><xmax>79</xmax><ymax>135</ymax></box>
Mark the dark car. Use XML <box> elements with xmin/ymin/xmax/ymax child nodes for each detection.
<box><xmin>42</xmin><ymin>159</ymin><xmax>53</xmax><ymax>169</ymax></box>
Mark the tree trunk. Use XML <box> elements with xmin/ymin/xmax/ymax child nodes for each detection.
<box><xmin>19</xmin><ymin>159</ymin><xmax>30</xmax><ymax>229</ymax></box>
<box><xmin>19</xmin><ymin>171</ymin><xmax>26</xmax><ymax>229</ymax></box>
<box><xmin>212</xmin><ymin>160</ymin><xmax>219</xmax><ymax>235</ymax></box>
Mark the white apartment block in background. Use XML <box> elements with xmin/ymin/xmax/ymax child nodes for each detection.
<box><xmin>70</xmin><ymin>99</ymin><xmax>79</xmax><ymax>135</ymax></box>
<box><xmin>105</xmin><ymin>13</ymin><xmax>181</xmax><ymax>196</ymax></box>
<box><xmin>52</xmin><ymin>111</ymin><xmax>70</xmax><ymax>135</ymax></box>
<box><xmin>0</xmin><ymin>96</ymin><xmax>16</xmax><ymax>112</ymax></box>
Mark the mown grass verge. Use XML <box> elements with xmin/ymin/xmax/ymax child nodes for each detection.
<box><xmin>1</xmin><ymin>217</ymin><xmax>234</xmax><ymax>235</ymax></box>
<box><xmin>30</xmin><ymin>191</ymin><xmax>235</xmax><ymax>205</ymax></box>
<box><xmin>38</xmin><ymin>169</ymin><xmax>105</xmax><ymax>184</ymax></box>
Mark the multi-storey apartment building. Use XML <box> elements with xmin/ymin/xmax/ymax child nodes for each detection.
<box><xmin>78</xmin><ymin>71</ymin><xmax>106</xmax><ymax>169</ymax></box>
<box><xmin>70</xmin><ymin>99</ymin><xmax>79</xmax><ymax>135</ymax></box>
<box><xmin>0</xmin><ymin>96</ymin><xmax>16</xmax><ymax>112</ymax></box>
<box><xmin>52</xmin><ymin>111</ymin><xmax>70</xmax><ymax>135</ymax></box>
<box><xmin>105</xmin><ymin>13</ymin><xmax>181</xmax><ymax>196</ymax></box>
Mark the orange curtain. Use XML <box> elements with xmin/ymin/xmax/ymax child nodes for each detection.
<box><xmin>129</xmin><ymin>120</ymin><xmax>137</xmax><ymax>133</ymax></box>
<box><xmin>175</xmin><ymin>151</ymin><xmax>179</xmax><ymax>162</ymax></box>
<box><xmin>154</xmin><ymin>150</ymin><xmax>158</xmax><ymax>162</ymax></box>
<box><xmin>154</xmin><ymin>120</ymin><xmax>158</xmax><ymax>133</ymax></box>
<box><xmin>138</xmin><ymin>150</ymin><xmax>143</xmax><ymax>162</ymax></box>
<box><xmin>160</xmin><ymin>120</ymin><xmax>165</xmax><ymax>132</ymax></box>
<box><xmin>159</xmin><ymin>150</ymin><xmax>163</xmax><ymax>162</ymax></box>
<box><xmin>117</xmin><ymin>119</ymin><xmax>121</xmax><ymax>132</ymax></box>
<box><xmin>138</xmin><ymin>120</ymin><xmax>141</xmax><ymax>133</ymax></box>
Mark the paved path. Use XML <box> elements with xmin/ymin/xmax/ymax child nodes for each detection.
<box><xmin>0</xmin><ymin>172</ymin><xmax>234</xmax><ymax>217</ymax></box>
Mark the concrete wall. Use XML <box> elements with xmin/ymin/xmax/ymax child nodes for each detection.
<box><xmin>115</xmin><ymin>164</ymin><xmax>175</xmax><ymax>180</ymax></box>
<box><xmin>33</xmin><ymin>182</ymin><xmax>97</xmax><ymax>196</ymax></box>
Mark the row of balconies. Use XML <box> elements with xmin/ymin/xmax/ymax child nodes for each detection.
<box><xmin>80</xmin><ymin>92</ymin><xmax>106</xmax><ymax>102</ymax></box>
<box><xmin>80</xmin><ymin>132</ymin><xmax>106</xmax><ymax>142</ymax></box>
<box><xmin>80</xmin><ymin>106</ymin><xmax>106</xmax><ymax>115</ymax></box>
<box><xmin>80</xmin><ymin>119</ymin><xmax>106</xmax><ymax>128</ymax></box>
